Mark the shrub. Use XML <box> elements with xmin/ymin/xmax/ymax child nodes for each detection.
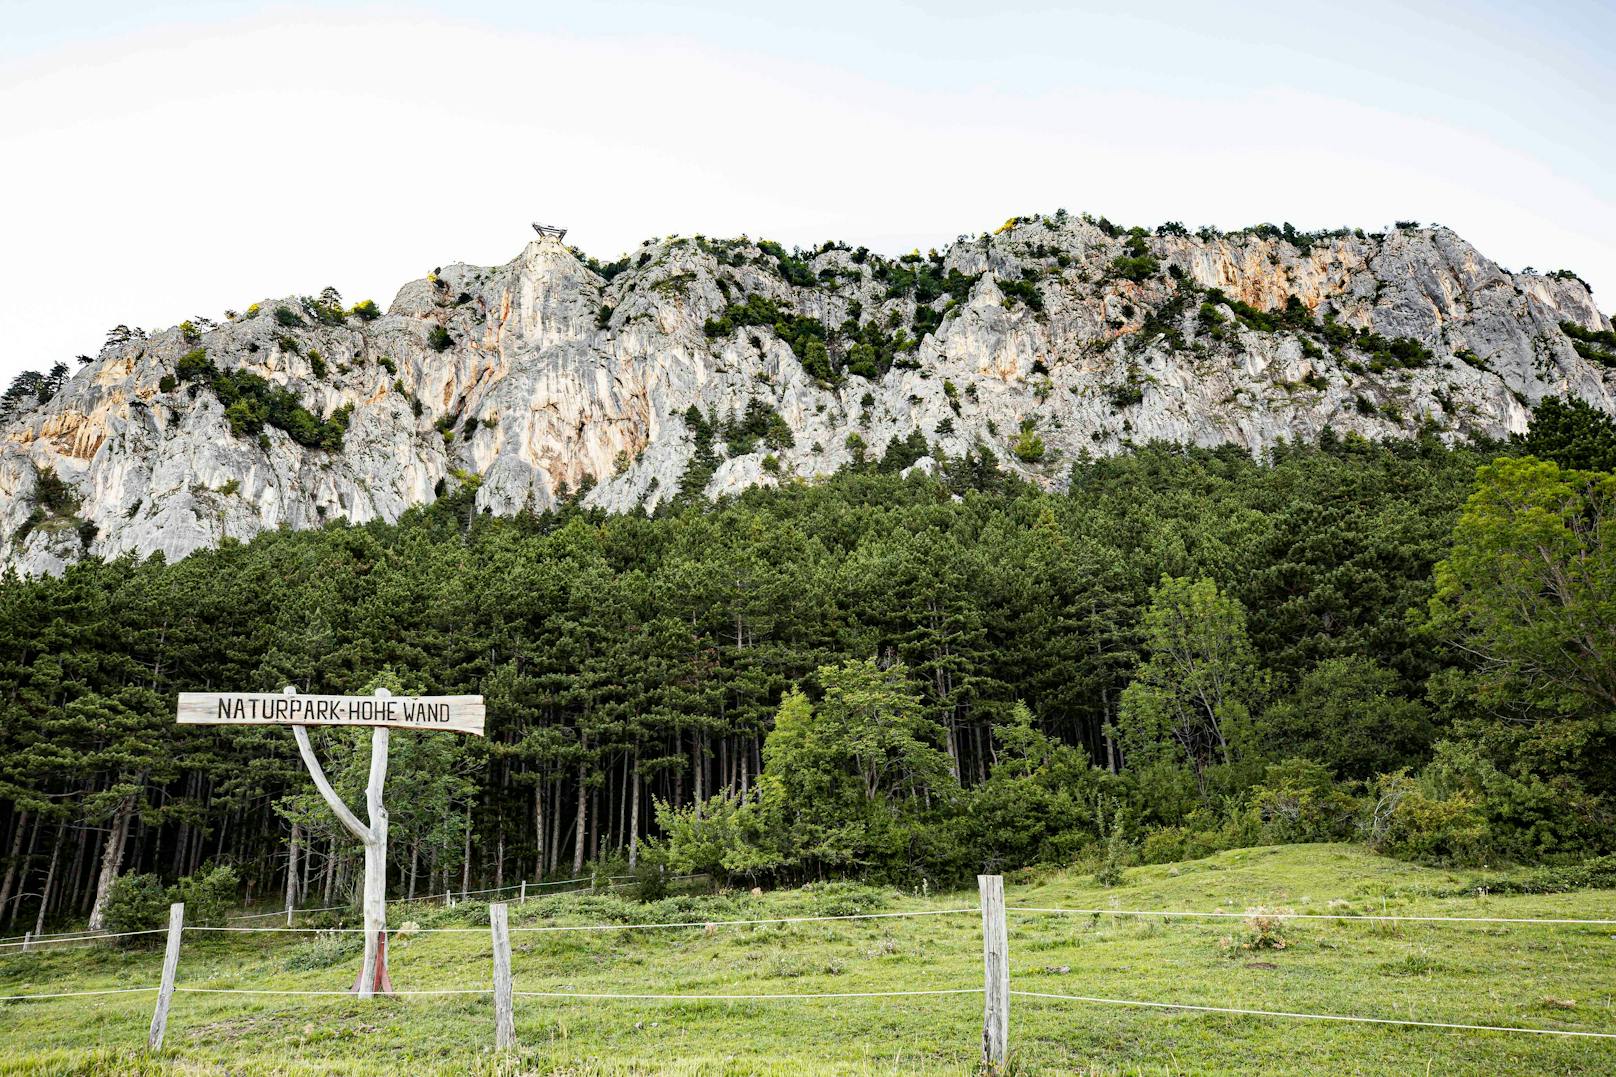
<box><xmin>1560</xmin><ymin>321</ymin><xmax>1616</xmax><ymax>366</ymax></box>
<box><xmin>998</xmin><ymin>277</ymin><xmax>1045</xmax><ymax>311</ymax></box>
<box><xmin>176</xmin><ymin>347</ymin><xmax>213</xmax><ymax>382</ymax></box>
<box><xmin>350</xmin><ymin>299</ymin><xmax>381</xmax><ymax>321</ymax></box>
<box><xmin>1363</xmin><ymin>770</ymin><xmax>1489</xmax><ymax>865</ymax></box>
<box><xmin>158</xmin><ymin>374</ymin><xmax>177</xmax><ymax>393</ymax></box>
<box><xmin>308</xmin><ymin>350</ymin><xmax>327</xmax><ymax>379</ymax></box>
<box><xmin>632</xmin><ymin>863</ymin><xmax>670</xmax><ymax>902</ymax></box>
<box><xmin>284</xmin><ymin>930</ymin><xmax>363</xmax><ymax>971</ymax></box>
<box><xmin>428</xmin><ymin>325</ymin><xmax>453</xmax><ymax>352</ymax></box>
<box><xmin>1093</xmin><ymin>801</ymin><xmax>1130</xmax><ymax>887</ymax></box>
<box><xmin>1227</xmin><ymin>907</ymin><xmax>1289</xmax><ymax>952</ymax></box>
<box><xmin>172</xmin><ymin>865</ymin><xmax>239</xmax><ymax>926</ymax></box>
<box><xmin>1012</xmin><ymin>424</ymin><xmax>1046</xmax><ymax>463</ymax></box>
<box><xmin>1108</xmin><ymin>381</ymin><xmax>1144</xmax><ymax>410</ymax></box>
<box><xmin>273</xmin><ymin>305</ymin><xmax>303</xmax><ymax>328</ymax></box>
<box><xmin>1110</xmin><ymin>255</ymin><xmax>1159</xmax><ymax>283</ymax></box>
<box><xmin>102</xmin><ymin>873</ymin><xmax>172</xmax><ymax>944</ymax></box>
<box><xmin>176</xmin><ymin>349</ymin><xmax>350</xmax><ymax>450</ymax></box>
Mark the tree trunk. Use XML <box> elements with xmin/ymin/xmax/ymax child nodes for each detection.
<box><xmin>460</xmin><ymin>802</ymin><xmax>472</xmax><ymax>896</ymax></box>
<box><xmin>33</xmin><ymin>820</ymin><xmax>65</xmax><ymax>937</ymax></box>
<box><xmin>294</xmin><ymin>707</ymin><xmax>393</xmax><ymax>999</ymax></box>
<box><xmin>627</xmin><ymin>753</ymin><xmax>641</xmax><ymax>869</ymax></box>
<box><xmin>0</xmin><ymin>809</ymin><xmax>28</xmax><ymax>920</ymax></box>
<box><xmin>87</xmin><ymin>794</ymin><xmax>135</xmax><ymax>931</ymax></box>
<box><xmin>8</xmin><ymin>813</ymin><xmax>42</xmax><ymax>928</ymax></box>
<box><xmin>533</xmin><ymin>779</ymin><xmax>545</xmax><ymax>881</ymax></box>
<box><xmin>572</xmin><ymin>749</ymin><xmax>588</xmax><ymax>875</ymax></box>
<box><xmin>285</xmin><ymin>823</ymin><xmax>301</xmax><ymax>924</ymax></box>
<box><xmin>692</xmin><ymin>731</ymin><xmax>704</xmax><ymax>817</ymax></box>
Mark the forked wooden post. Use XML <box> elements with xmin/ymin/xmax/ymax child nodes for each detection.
<box><xmin>490</xmin><ymin>902</ymin><xmax>515</xmax><ymax>1050</ymax></box>
<box><xmin>148</xmin><ymin>902</ymin><xmax>185</xmax><ymax>1051</ymax></box>
<box><xmin>979</xmin><ymin>874</ymin><xmax>1009</xmax><ymax>1070</ymax></box>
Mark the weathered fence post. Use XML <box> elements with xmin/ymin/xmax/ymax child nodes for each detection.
<box><xmin>978</xmin><ymin>874</ymin><xmax>1009</xmax><ymax>1071</ymax></box>
<box><xmin>148</xmin><ymin>902</ymin><xmax>185</xmax><ymax>1051</ymax></box>
<box><xmin>519</xmin><ymin>880</ymin><xmax>526</xmax><ymax>904</ymax></box>
<box><xmin>20</xmin><ymin>931</ymin><xmax>29</xmax><ymax>953</ymax></box>
<box><xmin>490</xmin><ymin>902</ymin><xmax>515</xmax><ymax>1050</ymax></box>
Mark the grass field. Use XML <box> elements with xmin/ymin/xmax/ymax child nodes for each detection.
<box><xmin>1</xmin><ymin>844</ymin><xmax>1613</xmax><ymax>1075</ymax></box>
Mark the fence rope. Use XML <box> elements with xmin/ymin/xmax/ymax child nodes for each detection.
<box><xmin>222</xmin><ymin>873</ymin><xmax>709</xmax><ymax>921</ymax></box>
<box><xmin>1007</xmin><ymin>906</ymin><xmax>1616</xmax><ymax>926</ymax></box>
<box><xmin>184</xmin><ymin>907</ymin><xmax>977</xmax><ymax>936</ymax></box>
<box><xmin>174</xmin><ymin>987</ymin><xmax>490</xmax><ymax>996</ymax></box>
<box><xmin>0</xmin><ymin>985</ymin><xmax>160</xmax><ymax>1001</ymax></box>
<box><xmin>0</xmin><ymin>927</ymin><xmax>171</xmax><ymax>951</ymax></box>
<box><xmin>151</xmin><ymin>986</ymin><xmax>980</xmax><ymax>1001</ymax></box>
<box><xmin>1012</xmin><ymin>989</ymin><xmax>1616</xmax><ymax>1039</ymax></box>
<box><xmin>513</xmin><ymin>987</ymin><xmax>982</xmax><ymax>1001</ymax></box>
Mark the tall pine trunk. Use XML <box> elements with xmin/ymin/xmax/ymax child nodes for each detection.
<box><xmin>0</xmin><ymin>809</ymin><xmax>29</xmax><ymax>920</ymax></box>
<box><xmin>33</xmin><ymin>820</ymin><xmax>65</xmax><ymax>937</ymax></box>
<box><xmin>627</xmin><ymin>753</ymin><xmax>641</xmax><ymax>868</ymax></box>
<box><xmin>572</xmin><ymin>739</ymin><xmax>588</xmax><ymax>875</ymax></box>
<box><xmin>87</xmin><ymin>794</ymin><xmax>135</xmax><ymax>931</ymax></box>
<box><xmin>285</xmin><ymin>823</ymin><xmax>301</xmax><ymax>922</ymax></box>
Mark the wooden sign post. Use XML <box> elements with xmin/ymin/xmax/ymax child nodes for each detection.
<box><xmin>177</xmin><ymin>686</ymin><xmax>484</xmax><ymax>997</ymax></box>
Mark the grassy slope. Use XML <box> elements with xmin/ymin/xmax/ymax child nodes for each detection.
<box><xmin>1</xmin><ymin>844</ymin><xmax>1613</xmax><ymax>1075</ymax></box>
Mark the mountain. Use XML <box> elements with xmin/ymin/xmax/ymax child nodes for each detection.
<box><xmin>1</xmin><ymin>213</ymin><xmax>1612</xmax><ymax>575</ymax></box>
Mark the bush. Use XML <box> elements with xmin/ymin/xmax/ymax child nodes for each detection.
<box><xmin>102</xmin><ymin>873</ymin><xmax>172</xmax><ymax>944</ymax></box>
<box><xmin>1110</xmin><ymin>255</ymin><xmax>1160</xmax><ymax>283</ymax></box>
<box><xmin>428</xmin><ymin>325</ymin><xmax>453</xmax><ymax>352</ymax></box>
<box><xmin>284</xmin><ymin>930</ymin><xmax>363</xmax><ymax>971</ymax></box>
<box><xmin>350</xmin><ymin>299</ymin><xmax>382</xmax><ymax>322</ymax></box>
<box><xmin>172</xmin><ymin>865</ymin><xmax>239</xmax><ymax>926</ymax></box>
<box><xmin>1012</xmin><ymin>425</ymin><xmax>1046</xmax><ymax>463</ymax></box>
<box><xmin>1363</xmin><ymin>770</ymin><xmax>1489</xmax><ymax>865</ymax></box>
<box><xmin>103</xmin><ymin>866</ymin><xmax>240</xmax><ymax>941</ymax></box>
<box><xmin>632</xmin><ymin>862</ymin><xmax>669</xmax><ymax>902</ymax></box>
<box><xmin>273</xmin><ymin>305</ymin><xmax>303</xmax><ymax>328</ymax></box>
<box><xmin>998</xmin><ymin>278</ymin><xmax>1045</xmax><ymax>311</ymax></box>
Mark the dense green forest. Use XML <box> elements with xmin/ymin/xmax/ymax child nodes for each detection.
<box><xmin>1</xmin><ymin>398</ymin><xmax>1612</xmax><ymax>935</ymax></box>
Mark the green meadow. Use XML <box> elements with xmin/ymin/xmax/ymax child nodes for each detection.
<box><xmin>1</xmin><ymin>845</ymin><xmax>1612</xmax><ymax>1075</ymax></box>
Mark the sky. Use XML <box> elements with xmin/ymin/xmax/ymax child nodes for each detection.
<box><xmin>2</xmin><ymin>0</ymin><xmax>1612</xmax><ymax>385</ymax></box>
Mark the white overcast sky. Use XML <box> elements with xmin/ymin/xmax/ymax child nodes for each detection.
<box><xmin>2</xmin><ymin>0</ymin><xmax>1612</xmax><ymax>385</ymax></box>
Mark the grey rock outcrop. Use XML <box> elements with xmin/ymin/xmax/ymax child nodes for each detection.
<box><xmin>2</xmin><ymin>215</ymin><xmax>1611</xmax><ymax>575</ymax></box>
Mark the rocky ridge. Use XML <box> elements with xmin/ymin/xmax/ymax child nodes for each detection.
<box><xmin>2</xmin><ymin>213</ymin><xmax>1612</xmax><ymax>574</ymax></box>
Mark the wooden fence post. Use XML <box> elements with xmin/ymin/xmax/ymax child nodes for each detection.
<box><xmin>490</xmin><ymin>902</ymin><xmax>515</xmax><ymax>1050</ymax></box>
<box><xmin>978</xmin><ymin>875</ymin><xmax>1008</xmax><ymax>1071</ymax></box>
<box><xmin>519</xmin><ymin>880</ymin><xmax>526</xmax><ymax>904</ymax></box>
<box><xmin>20</xmin><ymin>931</ymin><xmax>29</xmax><ymax>953</ymax></box>
<box><xmin>148</xmin><ymin>902</ymin><xmax>185</xmax><ymax>1051</ymax></box>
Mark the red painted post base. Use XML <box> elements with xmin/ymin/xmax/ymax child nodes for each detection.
<box><xmin>351</xmin><ymin>929</ymin><xmax>395</xmax><ymax>995</ymax></box>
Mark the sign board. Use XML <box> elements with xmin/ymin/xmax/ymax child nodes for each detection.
<box><xmin>177</xmin><ymin>692</ymin><xmax>485</xmax><ymax>736</ymax></box>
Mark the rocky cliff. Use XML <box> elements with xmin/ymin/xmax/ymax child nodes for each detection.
<box><xmin>3</xmin><ymin>214</ymin><xmax>1612</xmax><ymax>574</ymax></box>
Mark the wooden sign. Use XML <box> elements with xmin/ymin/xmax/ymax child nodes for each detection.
<box><xmin>177</xmin><ymin>692</ymin><xmax>485</xmax><ymax>736</ymax></box>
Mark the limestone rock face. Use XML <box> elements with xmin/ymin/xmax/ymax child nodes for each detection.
<box><xmin>3</xmin><ymin>217</ymin><xmax>1612</xmax><ymax>574</ymax></box>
